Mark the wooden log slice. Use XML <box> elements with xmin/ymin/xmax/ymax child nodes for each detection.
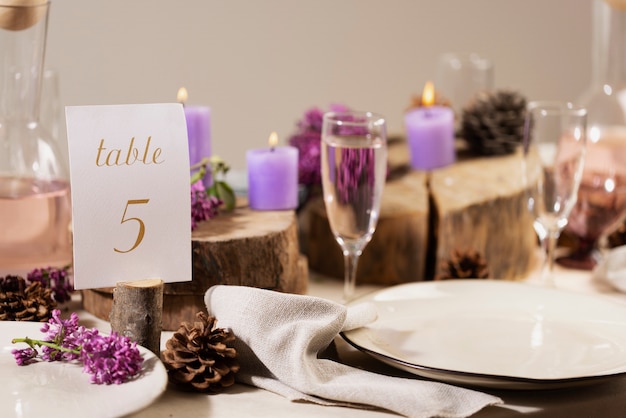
<box><xmin>303</xmin><ymin>140</ymin><xmax>538</xmax><ymax>284</ymax></box>
<box><xmin>306</xmin><ymin>170</ymin><xmax>429</xmax><ymax>285</ymax></box>
<box><xmin>83</xmin><ymin>205</ymin><xmax>308</xmax><ymax>330</ymax></box>
<box><xmin>109</xmin><ymin>278</ymin><xmax>163</xmax><ymax>356</ymax></box>
<box><xmin>430</xmin><ymin>149</ymin><xmax>538</xmax><ymax>279</ymax></box>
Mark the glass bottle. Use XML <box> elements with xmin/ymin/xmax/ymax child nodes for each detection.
<box><xmin>0</xmin><ymin>1</ymin><xmax>72</xmax><ymax>275</ymax></box>
<box><xmin>578</xmin><ymin>0</ymin><xmax>626</xmax><ymax>125</ymax></box>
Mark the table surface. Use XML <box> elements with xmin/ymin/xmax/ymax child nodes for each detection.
<box><xmin>76</xmin><ymin>262</ymin><xmax>626</xmax><ymax>418</ymax></box>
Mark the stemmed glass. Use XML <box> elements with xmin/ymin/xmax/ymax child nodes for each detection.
<box><xmin>558</xmin><ymin>126</ymin><xmax>626</xmax><ymax>270</ymax></box>
<box><xmin>321</xmin><ymin>111</ymin><xmax>387</xmax><ymax>302</ymax></box>
<box><xmin>522</xmin><ymin>101</ymin><xmax>587</xmax><ymax>286</ymax></box>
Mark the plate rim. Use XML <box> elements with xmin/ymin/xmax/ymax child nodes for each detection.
<box><xmin>342</xmin><ymin>280</ymin><xmax>626</xmax><ymax>390</ymax></box>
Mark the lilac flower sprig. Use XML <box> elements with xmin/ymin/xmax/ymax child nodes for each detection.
<box><xmin>288</xmin><ymin>104</ymin><xmax>350</xmax><ymax>187</ymax></box>
<box><xmin>26</xmin><ymin>265</ymin><xmax>73</xmax><ymax>304</ymax></box>
<box><xmin>11</xmin><ymin>309</ymin><xmax>143</xmax><ymax>385</ymax></box>
<box><xmin>191</xmin><ymin>181</ymin><xmax>222</xmax><ymax>231</ymax></box>
<box><xmin>190</xmin><ymin>156</ymin><xmax>235</xmax><ymax>231</ymax></box>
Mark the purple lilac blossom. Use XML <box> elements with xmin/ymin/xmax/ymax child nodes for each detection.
<box><xmin>39</xmin><ymin>310</ymin><xmax>83</xmax><ymax>361</ymax></box>
<box><xmin>336</xmin><ymin>148</ymin><xmax>376</xmax><ymax>205</ymax></box>
<box><xmin>27</xmin><ymin>266</ymin><xmax>74</xmax><ymax>304</ymax></box>
<box><xmin>289</xmin><ymin>104</ymin><xmax>350</xmax><ymax>186</ymax></box>
<box><xmin>11</xmin><ymin>347</ymin><xmax>37</xmax><ymax>365</ymax></box>
<box><xmin>191</xmin><ymin>180</ymin><xmax>222</xmax><ymax>230</ymax></box>
<box><xmin>12</xmin><ymin>309</ymin><xmax>144</xmax><ymax>385</ymax></box>
<box><xmin>80</xmin><ymin>330</ymin><xmax>144</xmax><ymax>385</ymax></box>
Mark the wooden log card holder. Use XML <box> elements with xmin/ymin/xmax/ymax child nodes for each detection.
<box><xmin>109</xmin><ymin>278</ymin><xmax>163</xmax><ymax>356</ymax></box>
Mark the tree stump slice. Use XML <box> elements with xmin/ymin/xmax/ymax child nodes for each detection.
<box><xmin>430</xmin><ymin>150</ymin><xmax>538</xmax><ymax>280</ymax></box>
<box><xmin>109</xmin><ymin>278</ymin><xmax>163</xmax><ymax>356</ymax></box>
<box><xmin>303</xmin><ymin>140</ymin><xmax>537</xmax><ymax>283</ymax></box>
<box><xmin>306</xmin><ymin>170</ymin><xmax>429</xmax><ymax>285</ymax></box>
<box><xmin>82</xmin><ymin>206</ymin><xmax>307</xmax><ymax>331</ymax></box>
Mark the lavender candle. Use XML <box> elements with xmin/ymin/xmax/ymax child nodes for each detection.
<box><xmin>404</xmin><ymin>82</ymin><xmax>455</xmax><ymax>170</ymax></box>
<box><xmin>177</xmin><ymin>87</ymin><xmax>211</xmax><ymax>165</ymax></box>
<box><xmin>247</xmin><ymin>132</ymin><xmax>299</xmax><ymax>210</ymax></box>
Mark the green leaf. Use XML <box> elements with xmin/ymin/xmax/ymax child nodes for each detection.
<box><xmin>190</xmin><ymin>170</ymin><xmax>203</xmax><ymax>185</ymax></box>
<box><xmin>215</xmin><ymin>181</ymin><xmax>236</xmax><ymax>211</ymax></box>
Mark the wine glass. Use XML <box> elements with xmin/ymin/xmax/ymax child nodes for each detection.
<box><xmin>522</xmin><ymin>101</ymin><xmax>587</xmax><ymax>286</ymax></box>
<box><xmin>321</xmin><ymin>111</ymin><xmax>387</xmax><ymax>302</ymax></box>
<box><xmin>558</xmin><ymin>126</ymin><xmax>626</xmax><ymax>270</ymax></box>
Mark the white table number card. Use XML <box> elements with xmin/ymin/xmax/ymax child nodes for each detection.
<box><xmin>66</xmin><ymin>104</ymin><xmax>191</xmax><ymax>289</ymax></box>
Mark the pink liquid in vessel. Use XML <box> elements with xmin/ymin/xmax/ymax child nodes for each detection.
<box><xmin>0</xmin><ymin>177</ymin><xmax>72</xmax><ymax>274</ymax></box>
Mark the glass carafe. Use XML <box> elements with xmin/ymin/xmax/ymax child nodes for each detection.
<box><xmin>560</xmin><ymin>0</ymin><xmax>626</xmax><ymax>269</ymax></box>
<box><xmin>0</xmin><ymin>0</ymin><xmax>72</xmax><ymax>274</ymax></box>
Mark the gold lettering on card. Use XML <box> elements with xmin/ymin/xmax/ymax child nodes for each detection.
<box><xmin>95</xmin><ymin>137</ymin><xmax>164</xmax><ymax>167</ymax></box>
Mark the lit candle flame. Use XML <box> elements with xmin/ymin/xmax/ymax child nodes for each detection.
<box><xmin>421</xmin><ymin>81</ymin><xmax>435</xmax><ymax>107</ymax></box>
<box><xmin>268</xmin><ymin>131</ymin><xmax>278</xmax><ymax>150</ymax></box>
<box><xmin>177</xmin><ymin>87</ymin><xmax>188</xmax><ymax>105</ymax></box>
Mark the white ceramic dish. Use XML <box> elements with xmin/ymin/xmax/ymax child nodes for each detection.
<box><xmin>342</xmin><ymin>280</ymin><xmax>626</xmax><ymax>390</ymax></box>
<box><xmin>0</xmin><ymin>321</ymin><xmax>167</xmax><ymax>417</ymax></box>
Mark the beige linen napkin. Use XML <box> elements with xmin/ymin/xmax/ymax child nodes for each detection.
<box><xmin>204</xmin><ymin>285</ymin><xmax>502</xmax><ymax>418</ymax></box>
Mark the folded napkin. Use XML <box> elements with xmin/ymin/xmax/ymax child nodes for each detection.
<box><xmin>204</xmin><ymin>285</ymin><xmax>502</xmax><ymax>418</ymax></box>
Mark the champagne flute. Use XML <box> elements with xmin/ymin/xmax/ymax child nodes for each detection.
<box><xmin>321</xmin><ymin>111</ymin><xmax>387</xmax><ymax>302</ymax></box>
<box><xmin>522</xmin><ymin>101</ymin><xmax>587</xmax><ymax>286</ymax></box>
<box><xmin>558</xmin><ymin>126</ymin><xmax>626</xmax><ymax>270</ymax></box>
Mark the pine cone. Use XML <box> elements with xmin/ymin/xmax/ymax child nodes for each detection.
<box><xmin>460</xmin><ymin>89</ymin><xmax>527</xmax><ymax>156</ymax></box>
<box><xmin>0</xmin><ymin>275</ymin><xmax>56</xmax><ymax>321</ymax></box>
<box><xmin>437</xmin><ymin>249</ymin><xmax>490</xmax><ymax>280</ymax></box>
<box><xmin>162</xmin><ymin>312</ymin><xmax>239</xmax><ymax>393</ymax></box>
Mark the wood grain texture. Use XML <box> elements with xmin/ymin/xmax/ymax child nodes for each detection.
<box><xmin>109</xmin><ymin>278</ymin><xmax>163</xmax><ymax>356</ymax></box>
<box><xmin>306</xmin><ymin>170</ymin><xmax>429</xmax><ymax>285</ymax></box>
<box><xmin>303</xmin><ymin>141</ymin><xmax>537</xmax><ymax>283</ymax></box>
<box><xmin>430</xmin><ymin>150</ymin><xmax>537</xmax><ymax>280</ymax></box>
<box><xmin>83</xmin><ymin>206</ymin><xmax>308</xmax><ymax>331</ymax></box>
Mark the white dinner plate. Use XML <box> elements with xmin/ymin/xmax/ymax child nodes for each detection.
<box><xmin>342</xmin><ymin>280</ymin><xmax>626</xmax><ymax>390</ymax></box>
<box><xmin>0</xmin><ymin>321</ymin><xmax>167</xmax><ymax>417</ymax></box>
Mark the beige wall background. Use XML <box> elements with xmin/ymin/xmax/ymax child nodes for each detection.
<box><xmin>45</xmin><ymin>0</ymin><xmax>592</xmax><ymax>170</ymax></box>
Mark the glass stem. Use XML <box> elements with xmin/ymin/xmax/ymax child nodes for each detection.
<box><xmin>343</xmin><ymin>249</ymin><xmax>361</xmax><ymax>303</ymax></box>
<box><xmin>542</xmin><ymin>229</ymin><xmax>560</xmax><ymax>287</ymax></box>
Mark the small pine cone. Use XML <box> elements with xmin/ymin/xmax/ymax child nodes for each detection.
<box><xmin>162</xmin><ymin>312</ymin><xmax>239</xmax><ymax>393</ymax></box>
<box><xmin>437</xmin><ymin>249</ymin><xmax>490</xmax><ymax>280</ymax></box>
<box><xmin>0</xmin><ymin>276</ymin><xmax>56</xmax><ymax>321</ymax></box>
<box><xmin>460</xmin><ymin>89</ymin><xmax>527</xmax><ymax>156</ymax></box>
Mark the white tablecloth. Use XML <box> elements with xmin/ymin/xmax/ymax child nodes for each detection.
<box><xmin>76</xmin><ymin>262</ymin><xmax>626</xmax><ymax>418</ymax></box>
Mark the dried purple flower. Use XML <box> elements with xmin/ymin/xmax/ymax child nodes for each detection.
<box><xmin>11</xmin><ymin>309</ymin><xmax>144</xmax><ymax>385</ymax></box>
<box><xmin>288</xmin><ymin>104</ymin><xmax>350</xmax><ymax>187</ymax></box>
<box><xmin>27</xmin><ymin>265</ymin><xmax>74</xmax><ymax>304</ymax></box>
<box><xmin>191</xmin><ymin>180</ymin><xmax>222</xmax><ymax>230</ymax></box>
<box><xmin>289</xmin><ymin>131</ymin><xmax>322</xmax><ymax>186</ymax></box>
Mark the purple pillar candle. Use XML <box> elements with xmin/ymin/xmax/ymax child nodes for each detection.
<box><xmin>404</xmin><ymin>105</ymin><xmax>455</xmax><ymax>170</ymax></box>
<box><xmin>178</xmin><ymin>87</ymin><xmax>211</xmax><ymax>165</ymax></box>
<box><xmin>246</xmin><ymin>133</ymin><xmax>299</xmax><ymax>210</ymax></box>
<box><xmin>185</xmin><ymin>105</ymin><xmax>211</xmax><ymax>165</ymax></box>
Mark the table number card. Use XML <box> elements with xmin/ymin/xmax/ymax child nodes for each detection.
<box><xmin>66</xmin><ymin>104</ymin><xmax>191</xmax><ymax>289</ymax></box>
